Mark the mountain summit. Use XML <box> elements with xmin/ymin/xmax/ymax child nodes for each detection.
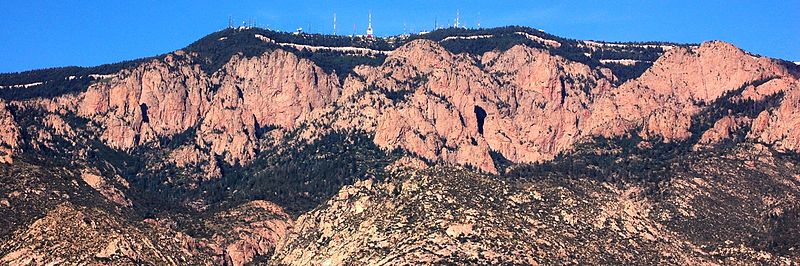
<box><xmin>1</xmin><ymin>26</ymin><xmax>799</xmax><ymax>265</ymax></box>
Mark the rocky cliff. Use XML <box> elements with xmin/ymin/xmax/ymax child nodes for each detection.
<box><xmin>0</xmin><ymin>100</ymin><xmax>20</xmax><ymax>163</ymax></box>
<box><xmin>30</xmin><ymin>48</ymin><xmax>340</xmax><ymax>167</ymax></box>
<box><xmin>199</xmin><ymin>50</ymin><xmax>339</xmax><ymax>164</ymax></box>
<box><xmin>11</xmin><ymin>36</ymin><xmax>798</xmax><ymax>175</ymax></box>
<box><xmin>313</xmin><ymin>39</ymin><xmax>798</xmax><ymax>173</ymax></box>
<box><xmin>77</xmin><ymin>52</ymin><xmax>211</xmax><ymax>150</ymax></box>
<box><xmin>586</xmin><ymin>41</ymin><xmax>797</xmax><ymax>142</ymax></box>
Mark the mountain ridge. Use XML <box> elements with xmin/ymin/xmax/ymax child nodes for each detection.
<box><xmin>1</xmin><ymin>25</ymin><xmax>799</xmax><ymax>265</ymax></box>
<box><xmin>0</xmin><ymin>26</ymin><xmax>697</xmax><ymax>97</ymax></box>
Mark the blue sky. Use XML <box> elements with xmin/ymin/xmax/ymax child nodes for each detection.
<box><xmin>1</xmin><ymin>0</ymin><xmax>798</xmax><ymax>73</ymax></box>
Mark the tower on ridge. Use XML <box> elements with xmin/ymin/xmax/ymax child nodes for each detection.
<box><xmin>367</xmin><ymin>11</ymin><xmax>374</xmax><ymax>39</ymax></box>
<box><xmin>454</xmin><ymin>10</ymin><xmax>460</xmax><ymax>28</ymax></box>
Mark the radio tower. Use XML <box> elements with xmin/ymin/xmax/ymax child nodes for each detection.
<box><xmin>454</xmin><ymin>10</ymin><xmax>460</xmax><ymax>28</ymax></box>
<box><xmin>333</xmin><ymin>13</ymin><xmax>337</xmax><ymax>35</ymax></box>
<box><xmin>477</xmin><ymin>12</ymin><xmax>481</xmax><ymax>28</ymax></box>
<box><xmin>367</xmin><ymin>11</ymin><xmax>374</xmax><ymax>39</ymax></box>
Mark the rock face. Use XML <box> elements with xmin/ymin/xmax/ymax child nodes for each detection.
<box><xmin>634</xmin><ymin>41</ymin><xmax>788</xmax><ymax>103</ymax></box>
<box><xmin>696</xmin><ymin>115</ymin><xmax>750</xmax><ymax>146</ymax></box>
<box><xmin>216</xmin><ymin>50</ymin><xmax>340</xmax><ymax>130</ymax></box>
<box><xmin>80</xmin><ymin>171</ymin><xmax>132</xmax><ymax>207</ymax></box>
<box><xmin>48</xmin><ymin>49</ymin><xmax>340</xmax><ymax>166</ymax></box>
<box><xmin>12</xmin><ymin>39</ymin><xmax>617</xmax><ymax>173</ymax></box>
<box><xmin>78</xmin><ymin>52</ymin><xmax>211</xmax><ymax>150</ymax></box>
<box><xmin>16</xmin><ymin>38</ymin><xmax>799</xmax><ymax>174</ymax></box>
<box><xmin>586</xmin><ymin>41</ymin><xmax>796</xmax><ymax>142</ymax></box>
<box><xmin>320</xmin><ymin>40</ymin><xmax>798</xmax><ymax>173</ymax></box>
<box><xmin>312</xmin><ymin>40</ymin><xmax>615</xmax><ymax>173</ymax></box>
<box><xmin>749</xmin><ymin>79</ymin><xmax>800</xmax><ymax>151</ymax></box>
<box><xmin>210</xmin><ymin>200</ymin><xmax>292</xmax><ymax>266</ymax></box>
<box><xmin>0</xmin><ymin>100</ymin><xmax>20</xmax><ymax>163</ymax></box>
<box><xmin>199</xmin><ymin>51</ymin><xmax>339</xmax><ymax>164</ymax></box>
<box><xmin>479</xmin><ymin>45</ymin><xmax>613</xmax><ymax>164</ymax></box>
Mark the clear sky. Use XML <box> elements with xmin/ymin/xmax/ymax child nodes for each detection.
<box><xmin>1</xmin><ymin>0</ymin><xmax>798</xmax><ymax>73</ymax></box>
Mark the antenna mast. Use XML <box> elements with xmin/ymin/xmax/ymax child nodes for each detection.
<box><xmin>455</xmin><ymin>9</ymin><xmax>460</xmax><ymax>28</ymax></box>
<box><xmin>367</xmin><ymin>11</ymin><xmax>374</xmax><ymax>39</ymax></box>
<box><xmin>333</xmin><ymin>13</ymin><xmax>337</xmax><ymax>35</ymax></box>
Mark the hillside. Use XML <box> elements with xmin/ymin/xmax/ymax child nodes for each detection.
<box><xmin>0</xmin><ymin>26</ymin><xmax>799</xmax><ymax>265</ymax></box>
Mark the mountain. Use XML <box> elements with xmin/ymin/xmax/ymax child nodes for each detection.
<box><xmin>1</xmin><ymin>26</ymin><xmax>799</xmax><ymax>265</ymax></box>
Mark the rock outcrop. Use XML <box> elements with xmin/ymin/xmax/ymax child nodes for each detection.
<box><xmin>365</xmin><ymin>40</ymin><xmax>500</xmax><ymax>172</ymax></box>
<box><xmin>586</xmin><ymin>41</ymin><xmax>796</xmax><ymax>142</ymax></box>
<box><xmin>0</xmin><ymin>203</ymin><xmax>205</xmax><ymax>265</ymax></box>
<box><xmin>80</xmin><ymin>171</ymin><xmax>132</xmax><ymax>207</ymax></box>
<box><xmin>78</xmin><ymin>52</ymin><xmax>211</xmax><ymax>150</ymax></box>
<box><xmin>313</xmin><ymin>40</ymin><xmax>798</xmax><ymax>173</ymax></box>
<box><xmin>313</xmin><ymin>40</ymin><xmax>615</xmax><ymax>173</ymax></box>
<box><xmin>199</xmin><ymin>51</ymin><xmax>339</xmax><ymax>164</ymax></box>
<box><xmin>0</xmin><ymin>100</ymin><xmax>20</xmax><ymax>163</ymax></box>
<box><xmin>0</xmin><ymin>196</ymin><xmax>291</xmax><ymax>266</ymax></box>
<box><xmin>42</xmin><ymin>49</ymin><xmax>340</xmax><ymax>167</ymax></box>
<box><xmin>479</xmin><ymin>45</ymin><xmax>613</xmax><ymax>164</ymax></box>
<box><xmin>749</xmin><ymin>79</ymin><xmax>800</xmax><ymax>151</ymax></box>
<box><xmin>17</xmin><ymin>38</ymin><xmax>798</xmax><ymax>174</ymax></box>
<box><xmin>210</xmin><ymin>200</ymin><xmax>292</xmax><ymax>266</ymax></box>
<box><xmin>169</xmin><ymin>144</ymin><xmax>222</xmax><ymax>179</ymax></box>
<box><xmin>696</xmin><ymin>115</ymin><xmax>750</xmax><ymax>147</ymax></box>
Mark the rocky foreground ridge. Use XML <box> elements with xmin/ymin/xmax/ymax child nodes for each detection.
<box><xmin>273</xmin><ymin>143</ymin><xmax>800</xmax><ymax>265</ymax></box>
<box><xmin>0</xmin><ymin>27</ymin><xmax>799</xmax><ymax>264</ymax></box>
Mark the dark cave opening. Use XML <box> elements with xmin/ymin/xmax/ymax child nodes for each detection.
<box><xmin>474</xmin><ymin>105</ymin><xmax>487</xmax><ymax>135</ymax></box>
<box><xmin>140</xmin><ymin>103</ymin><xmax>149</xmax><ymax>123</ymax></box>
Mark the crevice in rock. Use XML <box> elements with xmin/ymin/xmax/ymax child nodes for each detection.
<box><xmin>139</xmin><ymin>103</ymin><xmax>149</xmax><ymax>123</ymax></box>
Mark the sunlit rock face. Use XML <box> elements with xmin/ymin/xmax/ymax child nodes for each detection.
<box><xmin>0</xmin><ymin>99</ymin><xmax>20</xmax><ymax>163</ymax></box>
<box><xmin>14</xmin><ymin>37</ymin><xmax>798</xmax><ymax>174</ymax></box>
